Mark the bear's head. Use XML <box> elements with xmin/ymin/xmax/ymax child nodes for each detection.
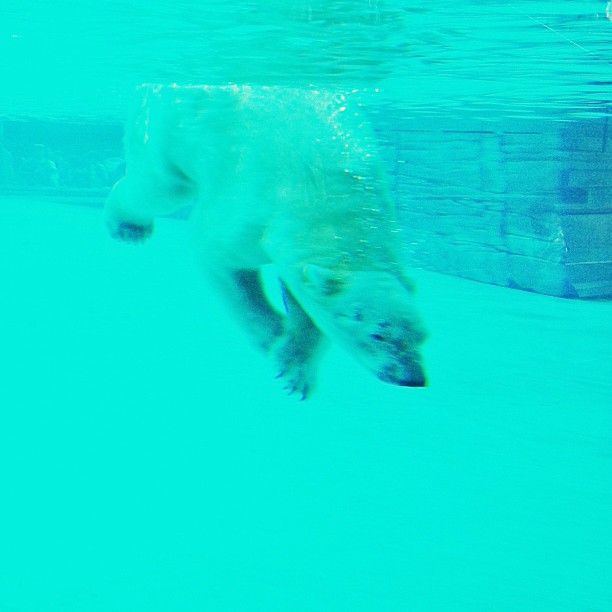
<box><xmin>299</xmin><ymin>264</ymin><xmax>428</xmax><ymax>388</ymax></box>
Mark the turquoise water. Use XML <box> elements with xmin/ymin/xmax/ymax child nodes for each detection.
<box><xmin>1</xmin><ymin>199</ymin><xmax>611</xmax><ymax>611</ymax></box>
<box><xmin>1</xmin><ymin>2</ymin><xmax>612</xmax><ymax>611</ymax></box>
<box><xmin>2</xmin><ymin>1</ymin><xmax>612</xmax><ymax>118</ymax></box>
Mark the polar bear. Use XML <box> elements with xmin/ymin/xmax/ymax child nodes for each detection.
<box><xmin>105</xmin><ymin>84</ymin><xmax>427</xmax><ymax>398</ymax></box>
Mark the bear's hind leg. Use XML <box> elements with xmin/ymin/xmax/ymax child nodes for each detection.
<box><xmin>105</xmin><ymin>178</ymin><xmax>155</xmax><ymax>243</ymax></box>
<box><xmin>105</xmin><ymin>164</ymin><xmax>196</xmax><ymax>244</ymax></box>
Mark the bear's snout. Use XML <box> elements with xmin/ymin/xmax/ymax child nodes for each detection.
<box><xmin>398</xmin><ymin>368</ymin><xmax>427</xmax><ymax>387</ymax></box>
<box><xmin>376</xmin><ymin>360</ymin><xmax>427</xmax><ymax>388</ymax></box>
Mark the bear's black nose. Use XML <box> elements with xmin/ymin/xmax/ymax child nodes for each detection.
<box><xmin>398</xmin><ymin>365</ymin><xmax>427</xmax><ymax>387</ymax></box>
<box><xmin>400</xmin><ymin>376</ymin><xmax>427</xmax><ymax>387</ymax></box>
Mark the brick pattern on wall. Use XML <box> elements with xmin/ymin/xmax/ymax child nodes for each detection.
<box><xmin>2</xmin><ymin>113</ymin><xmax>611</xmax><ymax>298</ymax></box>
<box><xmin>378</xmin><ymin>113</ymin><xmax>612</xmax><ymax>299</ymax></box>
<box><xmin>0</xmin><ymin>119</ymin><xmax>124</xmax><ymax>198</ymax></box>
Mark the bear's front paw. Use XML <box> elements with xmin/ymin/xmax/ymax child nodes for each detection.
<box><xmin>272</xmin><ymin>335</ymin><xmax>318</xmax><ymax>401</ymax></box>
<box><xmin>275</xmin><ymin>367</ymin><xmax>311</xmax><ymax>401</ymax></box>
<box><xmin>111</xmin><ymin>221</ymin><xmax>154</xmax><ymax>243</ymax></box>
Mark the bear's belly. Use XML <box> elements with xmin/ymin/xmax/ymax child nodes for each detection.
<box><xmin>190</xmin><ymin>204</ymin><xmax>270</xmax><ymax>270</ymax></box>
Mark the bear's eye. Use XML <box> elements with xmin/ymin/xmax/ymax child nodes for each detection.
<box><xmin>370</xmin><ymin>333</ymin><xmax>385</xmax><ymax>342</ymax></box>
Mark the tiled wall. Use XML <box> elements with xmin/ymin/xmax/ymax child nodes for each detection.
<box><xmin>2</xmin><ymin>113</ymin><xmax>611</xmax><ymax>298</ymax></box>
<box><xmin>0</xmin><ymin>119</ymin><xmax>123</xmax><ymax>199</ymax></box>
<box><xmin>377</xmin><ymin>113</ymin><xmax>612</xmax><ymax>298</ymax></box>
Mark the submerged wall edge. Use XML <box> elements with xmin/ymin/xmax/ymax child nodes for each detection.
<box><xmin>1</xmin><ymin>111</ymin><xmax>611</xmax><ymax>299</ymax></box>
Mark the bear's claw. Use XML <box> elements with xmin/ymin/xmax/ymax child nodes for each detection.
<box><xmin>276</xmin><ymin>370</ymin><xmax>309</xmax><ymax>400</ymax></box>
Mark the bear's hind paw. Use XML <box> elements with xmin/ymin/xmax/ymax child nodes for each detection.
<box><xmin>111</xmin><ymin>221</ymin><xmax>154</xmax><ymax>243</ymax></box>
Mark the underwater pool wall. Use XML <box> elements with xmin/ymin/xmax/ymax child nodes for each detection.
<box><xmin>1</xmin><ymin>112</ymin><xmax>611</xmax><ymax>299</ymax></box>
<box><xmin>377</xmin><ymin>111</ymin><xmax>612</xmax><ymax>299</ymax></box>
<box><xmin>0</xmin><ymin>119</ymin><xmax>124</xmax><ymax>201</ymax></box>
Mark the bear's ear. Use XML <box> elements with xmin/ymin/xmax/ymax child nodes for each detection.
<box><xmin>302</xmin><ymin>265</ymin><xmax>346</xmax><ymax>296</ymax></box>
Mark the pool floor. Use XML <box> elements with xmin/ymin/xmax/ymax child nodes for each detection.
<box><xmin>1</xmin><ymin>198</ymin><xmax>611</xmax><ymax>611</ymax></box>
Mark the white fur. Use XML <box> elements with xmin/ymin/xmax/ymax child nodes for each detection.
<box><xmin>105</xmin><ymin>85</ymin><xmax>427</xmax><ymax>397</ymax></box>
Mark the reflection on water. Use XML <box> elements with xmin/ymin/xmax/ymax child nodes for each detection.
<box><xmin>1</xmin><ymin>1</ymin><xmax>611</xmax><ymax>119</ymax></box>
